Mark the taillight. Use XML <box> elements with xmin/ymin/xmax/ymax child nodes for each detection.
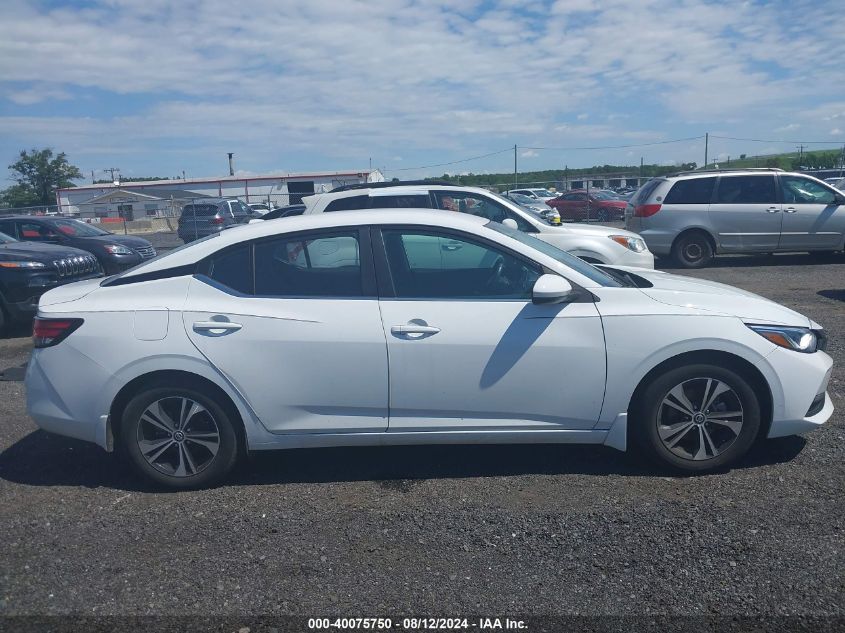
<box><xmin>210</xmin><ymin>216</ymin><xmax>225</xmax><ymax>225</ymax></box>
<box><xmin>634</xmin><ymin>203</ymin><xmax>662</xmax><ymax>217</ymax></box>
<box><xmin>33</xmin><ymin>317</ymin><xmax>83</xmax><ymax>348</ymax></box>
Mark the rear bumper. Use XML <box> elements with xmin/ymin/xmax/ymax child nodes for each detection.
<box><xmin>25</xmin><ymin>345</ymin><xmax>112</xmax><ymax>449</ymax></box>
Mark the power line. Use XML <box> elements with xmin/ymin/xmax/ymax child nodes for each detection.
<box><xmin>521</xmin><ymin>136</ymin><xmax>705</xmax><ymax>151</ymax></box>
<box><xmin>385</xmin><ymin>147</ymin><xmax>513</xmax><ymax>172</ymax></box>
<box><xmin>710</xmin><ymin>135</ymin><xmax>845</xmax><ymax>145</ymax></box>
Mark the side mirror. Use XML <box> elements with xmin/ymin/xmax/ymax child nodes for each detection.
<box><xmin>532</xmin><ymin>274</ymin><xmax>576</xmax><ymax>304</ymax></box>
<box><xmin>502</xmin><ymin>218</ymin><xmax>518</xmax><ymax>230</ymax></box>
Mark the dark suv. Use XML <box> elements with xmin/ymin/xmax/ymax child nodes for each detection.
<box><xmin>177</xmin><ymin>199</ymin><xmax>252</xmax><ymax>243</ymax></box>
<box><xmin>0</xmin><ymin>230</ymin><xmax>102</xmax><ymax>331</ymax></box>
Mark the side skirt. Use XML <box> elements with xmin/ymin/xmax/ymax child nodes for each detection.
<box><xmin>248</xmin><ymin>428</ymin><xmax>615</xmax><ymax>451</ymax></box>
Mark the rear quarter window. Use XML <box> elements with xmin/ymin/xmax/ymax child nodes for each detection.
<box><xmin>664</xmin><ymin>177</ymin><xmax>717</xmax><ymax>204</ymax></box>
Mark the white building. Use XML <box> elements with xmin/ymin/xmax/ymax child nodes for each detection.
<box><xmin>56</xmin><ymin>169</ymin><xmax>384</xmax><ymax>218</ymax></box>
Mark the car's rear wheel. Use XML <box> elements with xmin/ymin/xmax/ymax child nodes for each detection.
<box><xmin>672</xmin><ymin>231</ymin><xmax>714</xmax><ymax>268</ymax></box>
<box><xmin>120</xmin><ymin>386</ymin><xmax>239</xmax><ymax>489</ymax></box>
<box><xmin>632</xmin><ymin>364</ymin><xmax>761</xmax><ymax>473</ymax></box>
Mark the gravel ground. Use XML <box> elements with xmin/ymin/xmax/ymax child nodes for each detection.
<box><xmin>1</xmin><ymin>231</ymin><xmax>843</xmax><ymax>624</ymax></box>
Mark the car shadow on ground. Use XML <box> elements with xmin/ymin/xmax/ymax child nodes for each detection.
<box><xmin>658</xmin><ymin>253</ymin><xmax>845</xmax><ymax>270</ymax></box>
<box><xmin>0</xmin><ymin>323</ymin><xmax>31</xmax><ymax>340</ymax></box>
<box><xmin>818</xmin><ymin>289</ymin><xmax>845</xmax><ymax>303</ymax></box>
<box><xmin>0</xmin><ymin>429</ymin><xmax>807</xmax><ymax>492</ymax></box>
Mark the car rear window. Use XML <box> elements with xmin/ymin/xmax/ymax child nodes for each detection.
<box><xmin>630</xmin><ymin>179</ymin><xmax>663</xmax><ymax>205</ymax></box>
<box><xmin>182</xmin><ymin>204</ymin><xmax>217</xmax><ymax>217</ymax></box>
<box><xmin>664</xmin><ymin>177</ymin><xmax>717</xmax><ymax>204</ymax></box>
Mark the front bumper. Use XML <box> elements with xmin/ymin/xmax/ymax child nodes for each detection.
<box><xmin>607</xmin><ymin>247</ymin><xmax>655</xmax><ymax>269</ymax></box>
<box><xmin>760</xmin><ymin>348</ymin><xmax>834</xmax><ymax>438</ymax></box>
<box><xmin>100</xmin><ymin>253</ymin><xmax>143</xmax><ymax>275</ymax></box>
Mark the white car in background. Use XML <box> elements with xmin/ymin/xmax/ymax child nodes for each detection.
<box><xmin>300</xmin><ymin>183</ymin><xmax>654</xmax><ymax>268</ymax></box>
<box><xmin>504</xmin><ymin>188</ymin><xmax>559</xmax><ymax>202</ymax></box>
<box><xmin>26</xmin><ymin>210</ymin><xmax>832</xmax><ymax>488</ymax></box>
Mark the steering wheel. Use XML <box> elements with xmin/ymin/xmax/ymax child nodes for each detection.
<box><xmin>485</xmin><ymin>256</ymin><xmax>506</xmax><ymax>289</ymax></box>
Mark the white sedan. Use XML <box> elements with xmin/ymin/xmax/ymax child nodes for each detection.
<box><xmin>26</xmin><ymin>210</ymin><xmax>833</xmax><ymax>488</ymax></box>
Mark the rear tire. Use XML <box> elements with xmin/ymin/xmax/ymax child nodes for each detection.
<box><xmin>120</xmin><ymin>386</ymin><xmax>239</xmax><ymax>489</ymax></box>
<box><xmin>631</xmin><ymin>364</ymin><xmax>761</xmax><ymax>473</ymax></box>
<box><xmin>672</xmin><ymin>231</ymin><xmax>714</xmax><ymax>268</ymax></box>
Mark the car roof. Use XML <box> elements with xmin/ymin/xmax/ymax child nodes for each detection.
<box><xmin>116</xmin><ymin>209</ymin><xmax>488</xmax><ymax>279</ymax></box>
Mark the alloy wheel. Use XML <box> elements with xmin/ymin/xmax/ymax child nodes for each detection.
<box><xmin>136</xmin><ymin>397</ymin><xmax>221</xmax><ymax>477</ymax></box>
<box><xmin>657</xmin><ymin>377</ymin><xmax>744</xmax><ymax>461</ymax></box>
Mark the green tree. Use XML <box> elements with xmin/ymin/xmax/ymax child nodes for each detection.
<box><xmin>1</xmin><ymin>148</ymin><xmax>83</xmax><ymax>208</ymax></box>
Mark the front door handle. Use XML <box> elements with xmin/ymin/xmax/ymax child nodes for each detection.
<box><xmin>784</xmin><ymin>207</ymin><xmax>797</xmax><ymax>213</ymax></box>
<box><xmin>766</xmin><ymin>206</ymin><xmax>780</xmax><ymax>213</ymax></box>
<box><xmin>193</xmin><ymin>321</ymin><xmax>242</xmax><ymax>333</ymax></box>
<box><xmin>391</xmin><ymin>325</ymin><xmax>441</xmax><ymax>336</ymax></box>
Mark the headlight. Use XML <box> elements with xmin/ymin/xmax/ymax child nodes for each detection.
<box><xmin>103</xmin><ymin>244</ymin><xmax>133</xmax><ymax>255</ymax></box>
<box><xmin>609</xmin><ymin>235</ymin><xmax>647</xmax><ymax>253</ymax></box>
<box><xmin>747</xmin><ymin>324</ymin><xmax>817</xmax><ymax>353</ymax></box>
<box><xmin>0</xmin><ymin>261</ymin><xmax>47</xmax><ymax>269</ymax></box>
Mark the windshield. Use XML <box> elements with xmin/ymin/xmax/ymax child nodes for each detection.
<box><xmin>485</xmin><ymin>221</ymin><xmax>622</xmax><ymax>287</ymax></box>
<box><xmin>531</xmin><ymin>189</ymin><xmax>555</xmax><ymax>197</ymax></box>
<box><xmin>509</xmin><ymin>193</ymin><xmax>533</xmax><ymax>203</ymax></box>
<box><xmin>0</xmin><ymin>231</ymin><xmax>17</xmax><ymax>244</ymax></box>
<box><xmin>51</xmin><ymin>218</ymin><xmax>111</xmax><ymax>237</ymax></box>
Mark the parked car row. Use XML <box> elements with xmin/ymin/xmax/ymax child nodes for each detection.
<box><xmin>0</xmin><ymin>215</ymin><xmax>161</xmax><ymax>332</ymax></box>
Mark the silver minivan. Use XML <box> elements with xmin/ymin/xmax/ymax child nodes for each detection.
<box><xmin>625</xmin><ymin>168</ymin><xmax>845</xmax><ymax>267</ymax></box>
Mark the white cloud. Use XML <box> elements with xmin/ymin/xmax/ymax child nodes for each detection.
<box><xmin>521</xmin><ymin>150</ymin><xmax>539</xmax><ymax>158</ymax></box>
<box><xmin>0</xmin><ymin>0</ymin><xmax>843</xmax><ymax>182</ymax></box>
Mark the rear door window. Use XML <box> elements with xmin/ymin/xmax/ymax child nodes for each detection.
<box><xmin>254</xmin><ymin>231</ymin><xmax>363</xmax><ymax>297</ymax></box>
<box><xmin>715</xmin><ymin>176</ymin><xmax>777</xmax><ymax>204</ymax></box>
<box><xmin>664</xmin><ymin>177</ymin><xmax>717</xmax><ymax>204</ymax></box>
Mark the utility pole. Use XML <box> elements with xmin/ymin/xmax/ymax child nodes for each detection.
<box><xmin>640</xmin><ymin>156</ymin><xmax>644</xmax><ymax>184</ymax></box>
<box><xmin>104</xmin><ymin>167</ymin><xmax>120</xmax><ymax>183</ymax></box>
<box><xmin>704</xmin><ymin>132</ymin><xmax>709</xmax><ymax>168</ymax></box>
<box><xmin>91</xmin><ymin>170</ymin><xmax>95</xmax><ymax>185</ymax></box>
<box><xmin>797</xmin><ymin>145</ymin><xmax>805</xmax><ymax>165</ymax></box>
<box><xmin>513</xmin><ymin>144</ymin><xmax>518</xmax><ymax>190</ymax></box>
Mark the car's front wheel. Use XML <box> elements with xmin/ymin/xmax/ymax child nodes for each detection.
<box><xmin>632</xmin><ymin>364</ymin><xmax>761</xmax><ymax>473</ymax></box>
<box><xmin>120</xmin><ymin>386</ymin><xmax>239</xmax><ymax>489</ymax></box>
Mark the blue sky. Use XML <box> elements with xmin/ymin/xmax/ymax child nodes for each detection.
<box><xmin>1</xmin><ymin>0</ymin><xmax>844</xmax><ymax>188</ymax></box>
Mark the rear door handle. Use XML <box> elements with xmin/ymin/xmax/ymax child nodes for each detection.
<box><xmin>784</xmin><ymin>207</ymin><xmax>797</xmax><ymax>213</ymax></box>
<box><xmin>766</xmin><ymin>207</ymin><xmax>780</xmax><ymax>213</ymax></box>
<box><xmin>193</xmin><ymin>321</ymin><xmax>242</xmax><ymax>333</ymax></box>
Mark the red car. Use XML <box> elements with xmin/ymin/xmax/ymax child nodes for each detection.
<box><xmin>547</xmin><ymin>190</ymin><xmax>626</xmax><ymax>222</ymax></box>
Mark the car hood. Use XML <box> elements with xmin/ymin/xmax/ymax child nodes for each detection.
<box><xmin>0</xmin><ymin>241</ymin><xmax>91</xmax><ymax>263</ymax></box>
<box><xmin>548</xmin><ymin>222</ymin><xmax>642</xmax><ymax>239</ymax></box>
<box><xmin>632</xmin><ymin>269</ymin><xmax>813</xmax><ymax>327</ymax></box>
<box><xmin>71</xmin><ymin>234</ymin><xmax>152</xmax><ymax>249</ymax></box>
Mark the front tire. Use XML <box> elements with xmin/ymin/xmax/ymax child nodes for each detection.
<box><xmin>672</xmin><ymin>231</ymin><xmax>714</xmax><ymax>268</ymax></box>
<box><xmin>632</xmin><ymin>364</ymin><xmax>761</xmax><ymax>473</ymax></box>
<box><xmin>120</xmin><ymin>386</ymin><xmax>239</xmax><ymax>489</ymax></box>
